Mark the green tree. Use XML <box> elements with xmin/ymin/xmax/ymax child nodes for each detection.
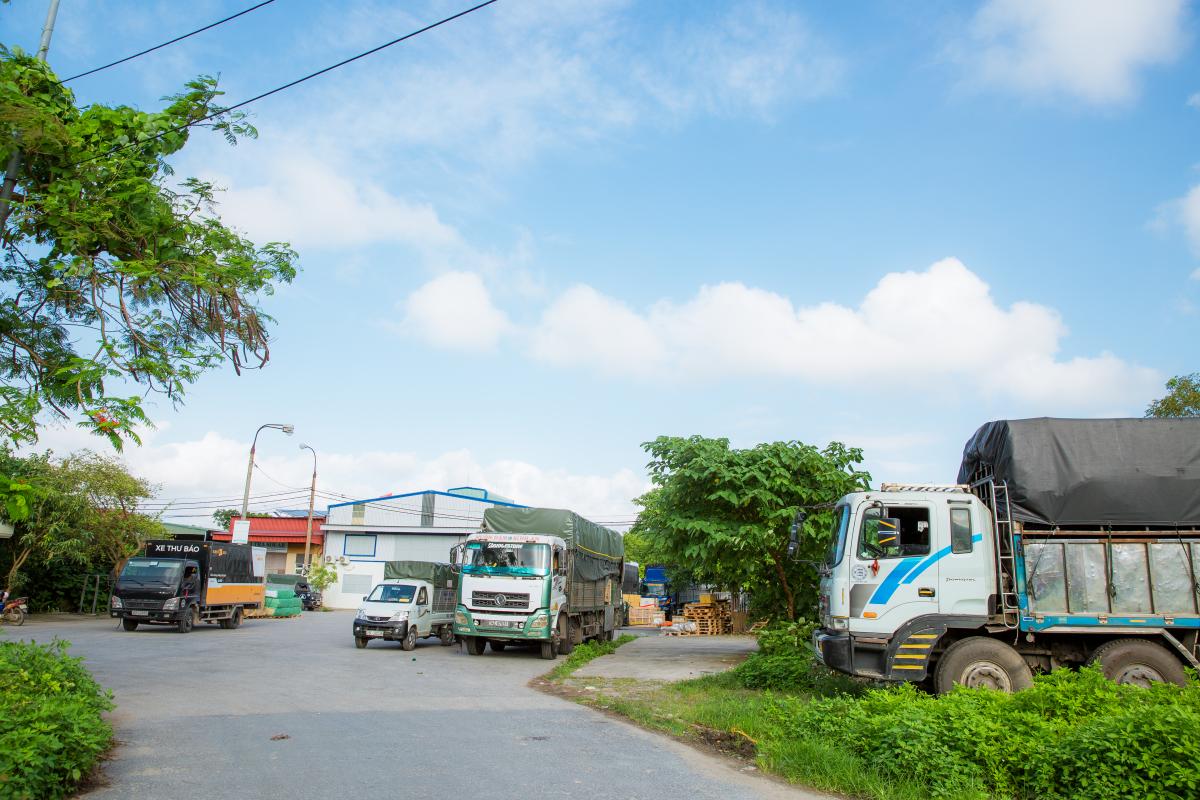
<box><xmin>210</xmin><ymin>508</ymin><xmax>271</xmax><ymax>529</ymax></box>
<box><xmin>1146</xmin><ymin>373</ymin><xmax>1200</xmax><ymax>418</ymax></box>
<box><xmin>1</xmin><ymin>452</ymin><xmax>90</xmax><ymax>593</ymax></box>
<box><xmin>0</xmin><ymin>47</ymin><xmax>297</xmax><ymax>449</ymax></box>
<box><xmin>66</xmin><ymin>451</ymin><xmax>163</xmax><ymax>576</ymax></box>
<box><xmin>632</xmin><ymin>436</ymin><xmax>870</xmax><ymax>621</ymax></box>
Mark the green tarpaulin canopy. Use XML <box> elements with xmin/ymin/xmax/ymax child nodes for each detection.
<box><xmin>482</xmin><ymin>507</ymin><xmax>623</xmax><ymax>582</ymax></box>
<box><xmin>383</xmin><ymin>561</ymin><xmax>457</xmax><ymax>589</ymax></box>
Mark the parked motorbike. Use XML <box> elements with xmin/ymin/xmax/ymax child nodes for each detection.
<box><xmin>1</xmin><ymin>591</ymin><xmax>28</xmax><ymax>626</ymax></box>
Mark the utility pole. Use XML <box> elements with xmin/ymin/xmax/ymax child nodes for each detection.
<box><xmin>0</xmin><ymin>0</ymin><xmax>62</xmax><ymax>234</ymax></box>
<box><xmin>300</xmin><ymin>444</ymin><xmax>317</xmax><ymax>573</ymax></box>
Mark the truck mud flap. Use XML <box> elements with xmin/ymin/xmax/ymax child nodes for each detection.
<box><xmin>884</xmin><ymin>614</ymin><xmax>988</xmax><ymax>681</ymax></box>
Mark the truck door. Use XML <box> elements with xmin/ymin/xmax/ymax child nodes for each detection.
<box><xmin>937</xmin><ymin>500</ymin><xmax>990</xmax><ymax>617</ymax></box>
<box><xmin>416</xmin><ymin>586</ymin><xmax>429</xmax><ymax>632</ymax></box>
<box><xmin>848</xmin><ymin>503</ymin><xmax>939</xmax><ymax>632</ymax></box>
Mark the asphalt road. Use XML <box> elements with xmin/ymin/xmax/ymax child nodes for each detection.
<box><xmin>14</xmin><ymin>613</ymin><xmax>824</xmax><ymax>800</ymax></box>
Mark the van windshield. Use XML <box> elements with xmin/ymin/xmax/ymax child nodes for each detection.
<box><xmin>463</xmin><ymin>542</ymin><xmax>549</xmax><ymax>576</ymax></box>
<box><xmin>118</xmin><ymin>558</ymin><xmax>183</xmax><ymax>586</ymax></box>
<box><xmin>366</xmin><ymin>584</ymin><xmax>415</xmax><ymax>603</ymax></box>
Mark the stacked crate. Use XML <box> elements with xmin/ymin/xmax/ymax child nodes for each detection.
<box><xmin>682</xmin><ymin>600</ymin><xmax>732</xmax><ymax>635</ymax></box>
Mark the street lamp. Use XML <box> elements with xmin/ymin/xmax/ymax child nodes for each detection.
<box><xmin>240</xmin><ymin>423</ymin><xmax>294</xmax><ymax>523</ymax></box>
<box><xmin>300</xmin><ymin>443</ymin><xmax>317</xmax><ymax>573</ymax></box>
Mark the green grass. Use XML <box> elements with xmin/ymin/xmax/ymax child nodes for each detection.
<box><xmin>544</xmin><ymin>634</ymin><xmax>637</xmax><ymax>681</ymax></box>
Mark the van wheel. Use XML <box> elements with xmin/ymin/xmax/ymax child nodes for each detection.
<box><xmin>1089</xmin><ymin>638</ymin><xmax>1187</xmax><ymax>687</ymax></box>
<box><xmin>439</xmin><ymin>626</ymin><xmax>455</xmax><ymax>646</ymax></box>
<box><xmin>401</xmin><ymin>626</ymin><xmax>418</xmax><ymax>651</ymax></box>
<box><xmin>933</xmin><ymin>636</ymin><xmax>1032</xmax><ymax>694</ymax></box>
<box><xmin>465</xmin><ymin>636</ymin><xmax>487</xmax><ymax>656</ymax></box>
<box><xmin>121</xmin><ymin>618</ymin><xmax>139</xmax><ymax>631</ymax></box>
<box><xmin>540</xmin><ymin>640</ymin><xmax>557</xmax><ymax>660</ymax></box>
<box><xmin>354</xmin><ymin>636</ymin><xmax>368</xmax><ymax>649</ymax></box>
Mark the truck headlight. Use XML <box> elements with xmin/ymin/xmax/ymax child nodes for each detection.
<box><xmin>109</xmin><ymin>596</ymin><xmax>123</xmax><ymax>609</ymax></box>
<box><xmin>162</xmin><ymin>597</ymin><xmax>181</xmax><ymax>610</ymax></box>
<box><xmin>830</xmin><ymin>617</ymin><xmax>848</xmax><ymax>631</ymax></box>
<box><xmin>454</xmin><ymin>610</ymin><xmax>469</xmax><ymax>626</ymax></box>
<box><xmin>528</xmin><ymin>613</ymin><xmax>549</xmax><ymax>630</ymax></box>
<box><xmin>390</xmin><ymin>611</ymin><xmax>409</xmax><ymax>622</ymax></box>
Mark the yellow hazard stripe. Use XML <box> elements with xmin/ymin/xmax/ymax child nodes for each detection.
<box><xmin>909</xmin><ymin>633</ymin><xmax>939</xmax><ymax>639</ymax></box>
<box><xmin>899</xmin><ymin>643</ymin><xmax>932</xmax><ymax>649</ymax></box>
<box><xmin>894</xmin><ymin>653</ymin><xmax>926</xmax><ymax>660</ymax></box>
<box><xmin>892</xmin><ymin>665</ymin><xmax>924</xmax><ymax>670</ymax></box>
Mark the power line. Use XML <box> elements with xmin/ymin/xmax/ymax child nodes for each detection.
<box><xmin>59</xmin><ymin>1</ymin><xmax>277</xmax><ymax>83</ymax></box>
<box><xmin>76</xmin><ymin>0</ymin><xmax>499</xmax><ymax>167</ymax></box>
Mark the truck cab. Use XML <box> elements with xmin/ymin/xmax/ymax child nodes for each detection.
<box><xmin>815</xmin><ymin>486</ymin><xmax>995</xmax><ymax>682</ymax></box>
<box><xmin>353</xmin><ymin>578</ymin><xmax>456</xmax><ymax>650</ymax></box>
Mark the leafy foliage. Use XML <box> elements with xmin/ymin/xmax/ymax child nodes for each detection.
<box><xmin>210</xmin><ymin>507</ymin><xmax>271</xmax><ymax>529</ymax></box>
<box><xmin>304</xmin><ymin>560</ymin><xmax>338</xmax><ymax>595</ymax></box>
<box><xmin>1146</xmin><ymin>373</ymin><xmax>1200</xmax><ymax>418</ymax></box>
<box><xmin>632</xmin><ymin>436</ymin><xmax>869</xmax><ymax>620</ymax></box>
<box><xmin>733</xmin><ymin>619</ymin><xmax>865</xmax><ymax>695</ymax></box>
<box><xmin>0</xmin><ymin>639</ymin><xmax>113</xmax><ymax>800</ymax></box>
<box><xmin>0</xmin><ymin>47</ymin><xmax>297</xmax><ymax>448</ymax></box>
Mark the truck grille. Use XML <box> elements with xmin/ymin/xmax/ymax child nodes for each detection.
<box><xmin>471</xmin><ymin>591</ymin><xmax>529</xmax><ymax>609</ymax></box>
<box><xmin>364</xmin><ymin>615</ymin><xmax>390</xmax><ymax>623</ymax></box>
<box><xmin>121</xmin><ymin>598</ymin><xmax>163</xmax><ymax>610</ymax></box>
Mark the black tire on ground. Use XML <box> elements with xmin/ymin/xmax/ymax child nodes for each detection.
<box><xmin>933</xmin><ymin>636</ymin><xmax>1033</xmax><ymax>694</ymax></box>
<box><xmin>177</xmin><ymin>607</ymin><xmax>195</xmax><ymax>634</ymax></box>
<box><xmin>218</xmin><ymin>607</ymin><xmax>244</xmax><ymax>630</ymax></box>
<box><xmin>1088</xmin><ymin>638</ymin><xmax>1188</xmax><ymax>687</ymax></box>
<box><xmin>401</xmin><ymin>626</ymin><xmax>417</xmax><ymax>651</ymax></box>
<box><xmin>354</xmin><ymin>636</ymin><xmax>368</xmax><ymax>649</ymax></box>
<box><xmin>557</xmin><ymin>616</ymin><xmax>574</xmax><ymax>656</ymax></box>
<box><xmin>465</xmin><ymin>636</ymin><xmax>487</xmax><ymax>656</ymax></box>
<box><xmin>540</xmin><ymin>640</ymin><xmax>557</xmax><ymax>660</ymax></box>
<box><xmin>490</xmin><ymin>640</ymin><xmax>506</xmax><ymax>652</ymax></box>
<box><xmin>121</xmin><ymin>617</ymin><xmax>139</xmax><ymax>631</ymax></box>
<box><xmin>439</xmin><ymin>626</ymin><xmax>455</xmax><ymax>646</ymax></box>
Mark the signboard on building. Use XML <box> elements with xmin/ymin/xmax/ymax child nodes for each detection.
<box><xmin>233</xmin><ymin>519</ymin><xmax>251</xmax><ymax>544</ymax></box>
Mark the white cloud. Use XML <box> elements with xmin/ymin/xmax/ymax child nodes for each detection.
<box><xmin>1188</xmin><ymin>92</ymin><xmax>1200</xmax><ymax>108</ymax></box>
<box><xmin>958</xmin><ymin>0</ymin><xmax>1187</xmax><ymax>105</ymax></box>
<box><xmin>205</xmin><ymin>149</ymin><xmax>462</xmax><ymax>253</ymax></box>
<box><xmin>24</xmin><ymin>424</ymin><xmax>645</xmax><ymax>525</ymax></box>
<box><xmin>1191</xmin><ymin>268</ymin><xmax>1200</xmax><ymax>280</ymax></box>
<box><xmin>522</xmin><ymin>258</ymin><xmax>1159</xmax><ymax>410</ymax></box>
<box><xmin>400</xmin><ymin>272</ymin><xmax>511</xmax><ymax>351</ymax></box>
<box><xmin>1179</xmin><ymin>184</ymin><xmax>1200</xmax><ymax>254</ymax></box>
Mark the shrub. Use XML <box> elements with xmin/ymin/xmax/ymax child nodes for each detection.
<box><xmin>0</xmin><ymin>640</ymin><xmax>113</xmax><ymax>800</ymax></box>
<box><xmin>737</xmin><ymin>619</ymin><xmax>863</xmax><ymax>695</ymax></box>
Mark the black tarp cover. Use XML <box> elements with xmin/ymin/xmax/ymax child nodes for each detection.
<box><xmin>957</xmin><ymin>418</ymin><xmax>1200</xmax><ymax>526</ymax></box>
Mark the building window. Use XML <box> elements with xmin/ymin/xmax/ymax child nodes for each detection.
<box><xmin>343</xmin><ymin>534</ymin><xmax>376</xmax><ymax>557</ymax></box>
<box><xmin>294</xmin><ymin>553</ymin><xmax>306</xmax><ymax>574</ymax></box>
<box><xmin>950</xmin><ymin>508</ymin><xmax>974</xmax><ymax>554</ymax></box>
<box><xmin>351</xmin><ymin>503</ymin><xmax>366</xmax><ymax>524</ymax></box>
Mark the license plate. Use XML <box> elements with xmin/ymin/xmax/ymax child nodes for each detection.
<box><xmin>363</xmin><ymin>629</ymin><xmax>384</xmax><ymax>637</ymax></box>
<box><xmin>131</xmin><ymin>611</ymin><xmax>149</xmax><ymax>617</ymax></box>
<box><xmin>480</xmin><ymin>619</ymin><xmax>520</xmax><ymax>629</ymax></box>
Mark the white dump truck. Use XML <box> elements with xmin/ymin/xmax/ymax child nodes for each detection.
<box><xmin>353</xmin><ymin>561</ymin><xmax>457</xmax><ymax>649</ymax></box>
<box><xmin>813</xmin><ymin>418</ymin><xmax>1200</xmax><ymax>692</ymax></box>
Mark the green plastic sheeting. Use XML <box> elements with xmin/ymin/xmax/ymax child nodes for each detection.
<box><xmin>482</xmin><ymin>507</ymin><xmax>623</xmax><ymax>582</ymax></box>
<box><xmin>383</xmin><ymin>561</ymin><xmax>457</xmax><ymax>589</ymax></box>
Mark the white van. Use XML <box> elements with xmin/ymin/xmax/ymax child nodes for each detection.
<box><xmin>353</xmin><ymin>561</ymin><xmax>457</xmax><ymax>650</ymax></box>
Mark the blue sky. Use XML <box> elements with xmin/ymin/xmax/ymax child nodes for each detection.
<box><xmin>5</xmin><ymin>0</ymin><xmax>1199</xmax><ymax>525</ymax></box>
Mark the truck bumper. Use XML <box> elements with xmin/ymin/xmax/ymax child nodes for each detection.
<box><xmin>353</xmin><ymin>619</ymin><xmax>408</xmax><ymax>640</ymax></box>
<box><xmin>111</xmin><ymin>609</ymin><xmax>187</xmax><ymax>623</ymax></box>
<box><xmin>813</xmin><ymin>629</ymin><xmax>853</xmax><ymax>674</ymax></box>
<box><xmin>453</xmin><ymin>607</ymin><xmax>550</xmax><ymax>640</ymax></box>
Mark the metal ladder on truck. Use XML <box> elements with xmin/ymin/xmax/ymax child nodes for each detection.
<box><xmin>972</xmin><ymin>477</ymin><xmax>1021</xmax><ymax>628</ymax></box>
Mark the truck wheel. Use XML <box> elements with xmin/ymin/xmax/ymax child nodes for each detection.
<box><xmin>177</xmin><ymin>607</ymin><xmax>196</xmax><ymax>634</ymax></box>
<box><xmin>490</xmin><ymin>640</ymin><xmax>506</xmax><ymax>652</ymax></box>
<box><xmin>540</xmin><ymin>640</ymin><xmax>557</xmax><ymax>660</ymax></box>
<box><xmin>557</xmin><ymin>616</ymin><xmax>574</xmax><ymax>655</ymax></box>
<box><xmin>439</xmin><ymin>626</ymin><xmax>455</xmax><ymax>646</ymax></box>
<box><xmin>219</xmin><ymin>607</ymin><xmax>243</xmax><ymax>630</ymax></box>
<box><xmin>1089</xmin><ymin>638</ymin><xmax>1187</xmax><ymax>687</ymax></box>
<box><xmin>465</xmin><ymin>636</ymin><xmax>487</xmax><ymax>656</ymax></box>
<box><xmin>354</xmin><ymin>636</ymin><xmax>368</xmax><ymax>649</ymax></box>
<box><xmin>401</xmin><ymin>626</ymin><xmax>418</xmax><ymax>651</ymax></box>
<box><xmin>121</xmin><ymin>618</ymin><xmax>139</xmax><ymax>632</ymax></box>
<box><xmin>933</xmin><ymin>636</ymin><xmax>1032</xmax><ymax>694</ymax></box>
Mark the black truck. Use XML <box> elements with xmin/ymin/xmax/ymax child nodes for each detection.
<box><xmin>110</xmin><ymin>540</ymin><xmax>263</xmax><ymax>632</ymax></box>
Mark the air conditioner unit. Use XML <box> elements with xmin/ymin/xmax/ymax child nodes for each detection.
<box><xmin>323</xmin><ymin>555</ymin><xmax>333</xmax><ymax>564</ymax></box>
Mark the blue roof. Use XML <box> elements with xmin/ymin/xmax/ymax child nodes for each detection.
<box><xmin>326</xmin><ymin>489</ymin><xmax>527</xmax><ymax>511</ymax></box>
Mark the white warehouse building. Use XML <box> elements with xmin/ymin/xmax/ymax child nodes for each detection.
<box><xmin>320</xmin><ymin>487</ymin><xmax>525</xmax><ymax>609</ymax></box>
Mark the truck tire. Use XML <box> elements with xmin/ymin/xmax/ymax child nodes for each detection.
<box><xmin>465</xmin><ymin>636</ymin><xmax>487</xmax><ymax>656</ymax></box>
<box><xmin>1089</xmin><ymin>638</ymin><xmax>1188</xmax><ymax>687</ymax></box>
<box><xmin>177</xmin><ymin>606</ymin><xmax>196</xmax><ymax>634</ymax></box>
<box><xmin>540</xmin><ymin>640</ymin><xmax>557</xmax><ymax>660</ymax></box>
<box><xmin>933</xmin><ymin>636</ymin><xmax>1032</xmax><ymax>694</ymax></box>
<box><xmin>218</xmin><ymin>607</ymin><xmax>243</xmax><ymax>630</ymax></box>
<box><xmin>121</xmin><ymin>618</ymin><xmax>139</xmax><ymax>632</ymax></box>
<box><xmin>401</xmin><ymin>626</ymin><xmax>418</xmax><ymax>651</ymax></box>
<box><xmin>557</xmin><ymin>616</ymin><xmax>574</xmax><ymax>656</ymax></box>
<box><xmin>439</xmin><ymin>626</ymin><xmax>455</xmax><ymax>646</ymax></box>
<box><xmin>490</xmin><ymin>640</ymin><xmax>506</xmax><ymax>652</ymax></box>
<box><xmin>355</xmin><ymin>636</ymin><xmax>368</xmax><ymax>649</ymax></box>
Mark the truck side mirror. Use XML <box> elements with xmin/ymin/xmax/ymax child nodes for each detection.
<box><xmin>449</xmin><ymin>544</ymin><xmax>463</xmax><ymax>573</ymax></box>
<box><xmin>787</xmin><ymin>511</ymin><xmax>806</xmax><ymax>559</ymax></box>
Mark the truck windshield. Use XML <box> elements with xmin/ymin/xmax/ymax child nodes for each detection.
<box><xmin>118</xmin><ymin>558</ymin><xmax>183</xmax><ymax>586</ymax></box>
<box><xmin>823</xmin><ymin>505</ymin><xmax>850</xmax><ymax>568</ymax></box>
<box><xmin>365</xmin><ymin>584</ymin><xmax>415</xmax><ymax>603</ymax></box>
<box><xmin>463</xmin><ymin>542</ymin><xmax>550</xmax><ymax>576</ymax></box>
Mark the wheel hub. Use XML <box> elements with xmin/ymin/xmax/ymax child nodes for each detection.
<box><xmin>961</xmin><ymin>660</ymin><xmax>1012</xmax><ymax>691</ymax></box>
<box><xmin>1114</xmin><ymin>663</ymin><xmax>1164</xmax><ymax>688</ymax></box>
